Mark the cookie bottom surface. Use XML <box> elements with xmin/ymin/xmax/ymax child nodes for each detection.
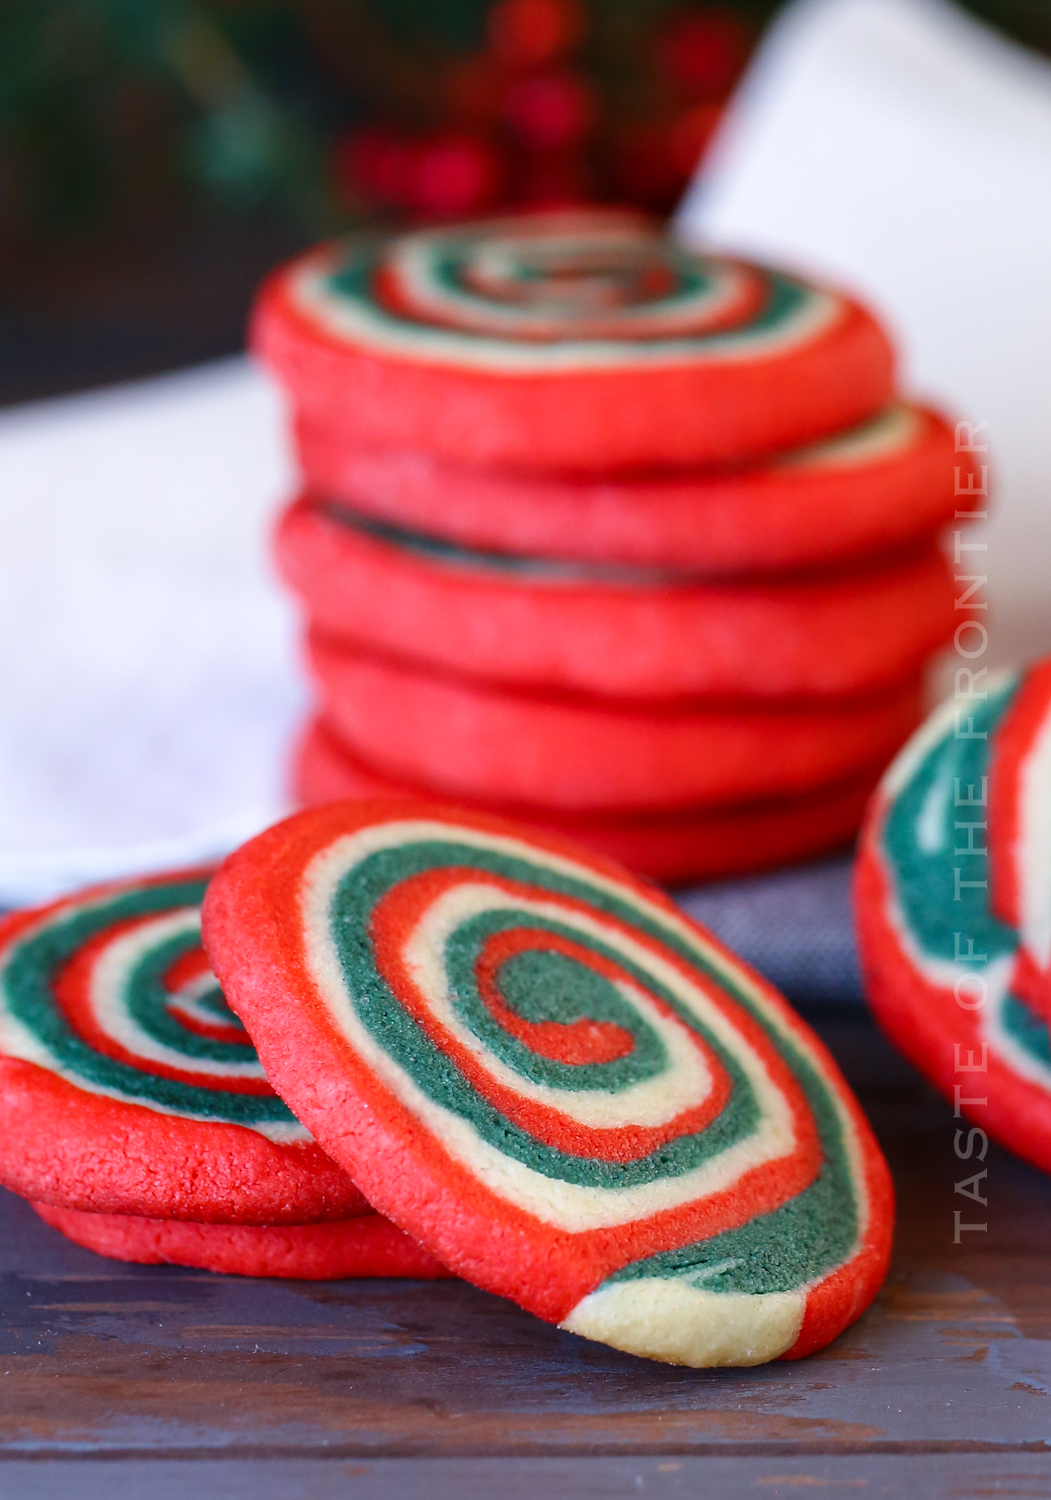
<box><xmin>33</xmin><ymin>1201</ymin><xmax>452</xmax><ymax>1279</ymax></box>
<box><xmin>294</xmin><ymin>717</ymin><xmax>877</xmax><ymax>882</ymax></box>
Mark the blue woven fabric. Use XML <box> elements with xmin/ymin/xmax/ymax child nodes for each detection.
<box><xmin>0</xmin><ymin>854</ymin><xmax>866</xmax><ymax>1009</ymax></box>
<box><xmin>673</xmin><ymin>853</ymin><xmax>863</xmax><ymax>1008</ymax></box>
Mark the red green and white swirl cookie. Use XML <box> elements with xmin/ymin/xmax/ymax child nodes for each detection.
<box><xmin>856</xmin><ymin>658</ymin><xmax>1051</xmax><ymax>1173</ymax></box>
<box><xmin>294</xmin><ymin>718</ymin><xmax>879</xmax><ymax>884</ymax></box>
<box><xmin>278</xmin><ymin>497</ymin><xmax>954</xmax><ymax>700</ymax></box>
<box><xmin>33</xmin><ymin>1201</ymin><xmax>451</xmax><ymax>1280</ymax></box>
<box><xmin>987</xmin><ymin>660</ymin><xmax>1051</xmax><ymax>979</ymax></box>
<box><xmin>203</xmin><ymin>801</ymin><xmax>893</xmax><ymax>1367</ymax></box>
<box><xmin>0</xmin><ymin>871</ymin><xmax>366</xmax><ymax>1222</ymax></box>
<box><xmin>305</xmin><ymin>633</ymin><xmax>924</xmax><ymax>814</ymax></box>
<box><xmin>296</xmin><ymin>403</ymin><xmax>973</xmax><ymax>572</ymax></box>
<box><xmin>255</xmin><ymin>209</ymin><xmax>894</xmax><ymax>471</ymax></box>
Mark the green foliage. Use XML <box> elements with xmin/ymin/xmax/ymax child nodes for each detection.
<box><xmin>0</xmin><ymin>0</ymin><xmax>338</xmax><ymax>236</ymax></box>
<box><xmin>0</xmin><ymin>0</ymin><xmax>1045</xmax><ymax>245</ymax></box>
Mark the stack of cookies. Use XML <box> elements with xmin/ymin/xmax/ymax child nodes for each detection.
<box><xmin>255</xmin><ymin>209</ymin><xmax>974</xmax><ymax>882</ymax></box>
<box><xmin>0</xmin><ymin>802</ymin><xmax>896</xmax><ymax>1368</ymax></box>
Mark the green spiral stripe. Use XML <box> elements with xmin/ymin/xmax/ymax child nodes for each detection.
<box><xmin>331</xmin><ymin>839</ymin><xmax>859</xmax><ymax>1294</ymax></box>
<box><xmin>1002</xmin><ymin>991</ymin><xmax>1051</xmax><ymax>1063</ymax></box>
<box><xmin>881</xmin><ymin>681</ymin><xmax>1018</xmax><ymax>967</ymax></box>
<box><xmin>125</xmin><ymin>931</ymin><xmax>249</xmax><ymax>1062</ymax></box>
<box><xmin>2</xmin><ymin>878</ymin><xmax>296</xmax><ymax>1126</ymax></box>
<box><xmin>427</xmin><ymin>237</ymin><xmax>712</xmax><ymax>305</ymax></box>
<box><xmin>327</xmin><ymin>237</ymin><xmax>812</xmax><ymax>353</ymax></box>
<box><xmin>447</xmin><ymin>914</ymin><xmax>668</xmax><ymax>1093</ymax></box>
<box><xmin>877</xmin><ymin>677</ymin><xmax>1051</xmax><ymax>1076</ymax></box>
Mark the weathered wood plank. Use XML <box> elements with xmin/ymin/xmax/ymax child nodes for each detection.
<box><xmin>2</xmin><ymin>1016</ymin><xmax>1050</xmax><ymax>1467</ymax></box>
<box><xmin>3</xmin><ymin>1453</ymin><xmax>1051</xmax><ymax>1500</ymax></box>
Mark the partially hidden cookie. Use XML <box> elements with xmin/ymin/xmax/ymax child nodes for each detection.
<box><xmin>33</xmin><ymin>1201</ymin><xmax>451</xmax><ymax>1279</ymax></box>
<box><xmin>0</xmin><ymin>870</ymin><xmax>366</xmax><ymax>1222</ymax></box>
<box><xmin>855</xmin><ymin>658</ymin><xmax>1051</xmax><ymax>1172</ymax></box>
<box><xmin>296</xmin><ymin>402</ymin><xmax>974</xmax><ymax>572</ymax></box>
<box><xmin>294</xmin><ymin>718</ymin><xmax>879</xmax><ymax>884</ymax></box>
<box><xmin>202</xmin><ymin>801</ymin><xmax>893</xmax><ymax>1367</ymax></box>
<box><xmin>305</xmin><ymin>633</ymin><xmax>924</xmax><ymax>813</ymax></box>
<box><xmin>254</xmin><ymin>208</ymin><xmax>894</xmax><ymax>472</ymax></box>
<box><xmin>985</xmin><ymin>659</ymin><xmax>1051</xmax><ymax>972</ymax></box>
<box><xmin>278</xmin><ymin>500</ymin><xmax>954</xmax><ymax>700</ymax></box>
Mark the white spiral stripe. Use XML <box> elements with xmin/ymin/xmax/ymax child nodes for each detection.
<box><xmin>877</xmin><ymin>675</ymin><xmax>1017</xmax><ymax>803</ymax></box>
<box><xmin>291</xmin><ymin>254</ymin><xmax>840</xmax><ymax>373</ymax></box>
<box><xmin>778</xmin><ymin>403</ymin><xmax>920</xmax><ymax>472</ymax></box>
<box><xmin>876</xmin><ymin>688</ymin><xmax>1051</xmax><ymax>1086</ymax></box>
<box><xmin>0</xmin><ymin>899</ymin><xmax>309</xmax><ymax>1144</ymax></box>
<box><xmin>877</xmin><ymin>837</ymin><xmax>1039</xmax><ymax>1090</ymax></box>
<box><xmin>172</xmin><ymin>967</ymin><xmax>222</xmax><ymax>1002</ymax></box>
<box><xmin>302</xmin><ymin>823</ymin><xmax>809</xmax><ymax>1232</ymax></box>
<box><xmin>1014</xmin><ymin>703</ymin><xmax>1051</xmax><ymax>972</ymax></box>
<box><xmin>88</xmin><ymin>910</ymin><xmax>268</xmax><ymax>1082</ymax></box>
<box><xmin>985</xmin><ymin>980</ymin><xmax>1051</xmax><ymax>1091</ymax></box>
<box><xmin>388</xmin><ymin>229</ymin><xmax>755</xmax><ymax>339</ymax></box>
<box><xmin>403</xmin><ymin>881</ymin><xmax>718</xmax><ymax>1130</ymax></box>
<box><xmin>167</xmin><ymin>991</ymin><xmax>245</xmax><ymax>1035</ymax></box>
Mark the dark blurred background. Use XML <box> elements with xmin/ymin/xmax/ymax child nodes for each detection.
<box><xmin>3</xmin><ymin>0</ymin><xmax>1048</xmax><ymax>405</ymax></box>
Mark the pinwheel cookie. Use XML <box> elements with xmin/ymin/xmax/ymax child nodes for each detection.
<box><xmin>294</xmin><ymin>718</ymin><xmax>879</xmax><ymax>884</ymax></box>
<box><xmin>278</xmin><ymin>500</ymin><xmax>954</xmax><ymax>700</ymax></box>
<box><xmin>295</xmin><ymin>402</ymin><xmax>970</xmax><ymax>573</ymax></box>
<box><xmin>254</xmin><ymin>209</ymin><xmax>894</xmax><ymax>472</ymax></box>
<box><xmin>304</xmin><ymin>633</ymin><xmax>924</xmax><ymax>813</ymax></box>
<box><xmin>856</xmin><ymin>657</ymin><xmax>1051</xmax><ymax>1172</ymax></box>
<box><xmin>0</xmin><ymin>868</ymin><xmax>448</xmax><ymax>1277</ymax></box>
<box><xmin>203</xmin><ymin>800</ymin><xmax>893</xmax><ymax>1366</ymax></box>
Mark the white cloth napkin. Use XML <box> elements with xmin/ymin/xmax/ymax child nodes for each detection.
<box><xmin>676</xmin><ymin>0</ymin><xmax>1051</xmax><ymax>677</ymax></box>
<box><xmin>0</xmin><ymin>359</ymin><xmax>304</xmax><ymax>906</ymax></box>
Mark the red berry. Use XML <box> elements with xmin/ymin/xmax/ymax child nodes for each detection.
<box><xmin>334</xmin><ymin>127</ymin><xmax>505</xmax><ymax>216</ymax></box>
<box><xmin>333</xmin><ymin>127</ymin><xmax>389</xmax><ymax>200</ymax></box>
<box><xmin>504</xmin><ymin>70</ymin><xmax>594</xmax><ymax>151</ymax></box>
<box><xmin>488</xmin><ymin>0</ymin><xmax>585</xmax><ymax>69</ymax></box>
<box><xmin>654</xmin><ymin>7</ymin><xmax>752</xmax><ymax>100</ymax></box>
<box><xmin>412</xmin><ymin>133</ymin><xmax>505</xmax><ymax>217</ymax></box>
<box><xmin>373</xmin><ymin>140</ymin><xmax>422</xmax><ymax>207</ymax></box>
<box><xmin>334</xmin><ymin>127</ymin><xmax>418</xmax><ymax>207</ymax></box>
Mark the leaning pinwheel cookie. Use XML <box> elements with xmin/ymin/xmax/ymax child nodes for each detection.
<box><xmin>253</xmin><ymin>208</ymin><xmax>894</xmax><ymax>470</ymax></box>
<box><xmin>203</xmin><ymin>801</ymin><xmax>893</xmax><ymax>1367</ymax></box>
<box><xmin>0</xmin><ymin>870</ymin><xmax>365</xmax><ymax>1222</ymax></box>
<box><xmin>295</xmin><ymin>401</ymin><xmax>970</xmax><ymax>573</ymax></box>
<box><xmin>856</xmin><ymin>658</ymin><xmax>1051</xmax><ymax>1171</ymax></box>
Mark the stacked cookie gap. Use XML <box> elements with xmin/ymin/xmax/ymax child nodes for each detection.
<box><xmin>258</xmin><ymin>209</ymin><xmax>973</xmax><ymax>881</ymax></box>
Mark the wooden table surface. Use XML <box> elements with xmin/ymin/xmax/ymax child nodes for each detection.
<box><xmin>2</xmin><ymin>1009</ymin><xmax>1050</xmax><ymax>1499</ymax></box>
